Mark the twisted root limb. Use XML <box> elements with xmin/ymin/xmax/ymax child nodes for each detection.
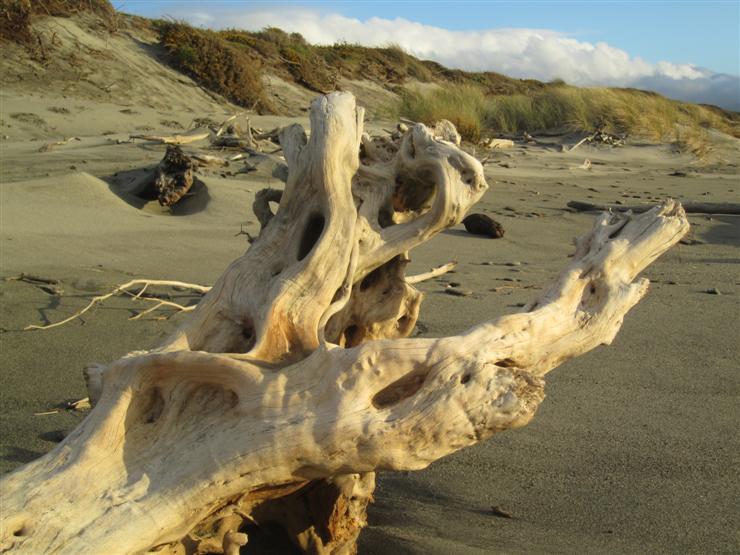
<box><xmin>2</xmin><ymin>92</ymin><xmax>688</xmax><ymax>555</ymax></box>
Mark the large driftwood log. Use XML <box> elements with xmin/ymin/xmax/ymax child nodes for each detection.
<box><xmin>0</xmin><ymin>92</ymin><xmax>688</xmax><ymax>555</ymax></box>
<box><xmin>568</xmin><ymin>199</ymin><xmax>740</xmax><ymax>215</ymax></box>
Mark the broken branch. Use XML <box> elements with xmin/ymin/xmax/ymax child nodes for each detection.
<box><xmin>406</xmin><ymin>261</ymin><xmax>458</xmax><ymax>284</ymax></box>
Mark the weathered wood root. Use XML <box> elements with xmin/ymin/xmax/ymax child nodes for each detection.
<box><xmin>253</xmin><ymin>188</ymin><xmax>283</xmax><ymax>230</ymax></box>
<box><xmin>0</xmin><ymin>92</ymin><xmax>689</xmax><ymax>555</ymax></box>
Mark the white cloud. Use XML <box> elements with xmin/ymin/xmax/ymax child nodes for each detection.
<box><xmin>176</xmin><ymin>7</ymin><xmax>740</xmax><ymax>110</ymax></box>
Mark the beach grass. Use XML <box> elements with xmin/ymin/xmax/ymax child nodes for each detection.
<box><xmin>401</xmin><ymin>82</ymin><xmax>738</xmax><ymax>143</ymax></box>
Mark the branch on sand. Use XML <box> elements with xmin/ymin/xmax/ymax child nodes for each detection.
<box><xmin>24</xmin><ymin>279</ymin><xmax>210</xmax><ymax>331</ymax></box>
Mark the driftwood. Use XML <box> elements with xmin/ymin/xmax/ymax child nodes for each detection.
<box><xmin>0</xmin><ymin>92</ymin><xmax>689</xmax><ymax>555</ymax></box>
<box><xmin>481</xmin><ymin>137</ymin><xmax>514</xmax><ymax>149</ymax></box>
<box><xmin>432</xmin><ymin>119</ymin><xmax>461</xmax><ymax>145</ymax></box>
<box><xmin>568</xmin><ymin>129</ymin><xmax>625</xmax><ymax>152</ymax></box>
<box><xmin>568</xmin><ymin>200</ymin><xmax>740</xmax><ymax>215</ymax></box>
<box><xmin>154</xmin><ymin>145</ymin><xmax>196</xmax><ymax>206</ymax></box>
<box><xmin>129</xmin><ymin>131</ymin><xmax>210</xmax><ymax>145</ymax></box>
<box><xmin>212</xmin><ymin>117</ymin><xmax>256</xmax><ymax>149</ymax></box>
<box><xmin>38</xmin><ymin>136</ymin><xmax>80</xmax><ymax>152</ymax></box>
<box><xmin>253</xmin><ymin>187</ymin><xmax>283</xmax><ymax>230</ymax></box>
<box><xmin>406</xmin><ymin>261</ymin><xmax>457</xmax><ymax>284</ymax></box>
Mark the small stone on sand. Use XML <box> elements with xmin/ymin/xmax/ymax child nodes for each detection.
<box><xmin>445</xmin><ymin>288</ymin><xmax>472</xmax><ymax>297</ymax></box>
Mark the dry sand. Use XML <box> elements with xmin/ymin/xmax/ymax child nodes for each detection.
<box><xmin>1</xmin><ymin>16</ymin><xmax>739</xmax><ymax>555</ymax></box>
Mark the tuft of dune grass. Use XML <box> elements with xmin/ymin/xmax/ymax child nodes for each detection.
<box><xmin>400</xmin><ymin>84</ymin><xmax>487</xmax><ymax>141</ymax></box>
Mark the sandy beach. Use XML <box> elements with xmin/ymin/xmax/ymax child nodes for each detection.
<box><xmin>1</xmin><ymin>13</ymin><xmax>739</xmax><ymax>555</ymax></box>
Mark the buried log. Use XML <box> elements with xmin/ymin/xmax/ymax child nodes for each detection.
<box><xmin>0</xmin><ymin>92</ymin><xmax>689</xmax><ymax>555</ymax></box>
<box><xmin>568</xmin><ymin>199</ymin><xmax>740</xmax><ymax>215</ymax></box>
<box><xmin>154</xmin><ymin>145</ymin><xmax>196</xmax><ymax>206</ymax></box>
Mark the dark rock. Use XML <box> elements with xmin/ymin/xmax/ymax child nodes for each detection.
<box><xmin>462</xmin><ymin>213</ymin><xmax>505</xmax><ymax>238</ymax></box>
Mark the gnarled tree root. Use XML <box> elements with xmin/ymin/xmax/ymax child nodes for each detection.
<box><xmin>0</xmin><ymin>92</ymin><xmax>688</xmax><ymax>555</ymax></box>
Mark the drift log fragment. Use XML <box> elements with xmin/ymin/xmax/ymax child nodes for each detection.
<box><xmin>129</xmin><ymin>131</ymin><xmax>210</xmax><ymax>145</ymax></box>
<box><xmin>568</xmin><ymin>199</ymin><xmax>740</xmax><ymax>215</ymax></box>
<box><xmin>0</xmin><ymin>92</ymin><xmax>689</xmax><ymax>555</ymax></box>
<box><xmin>155</xmin><ymin>145</ymin><xmax>196</xmax><ymax>206</ymax></box>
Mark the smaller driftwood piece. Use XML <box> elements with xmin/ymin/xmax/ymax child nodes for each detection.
<box><xmin>1</xmin><ymin>92</ymin><xmax>689</xmax><ymax>555</ymax></box>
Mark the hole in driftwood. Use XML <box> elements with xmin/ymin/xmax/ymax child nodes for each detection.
<box><xmin>13</xmin><ymin>526</ymin><xmax>27</xmax><ymax>537</ymax></box>
<box><xmin>182</xmin><ymin>384</ymin><xmax>239</xmax><ymax>415</ymax></box>
<box><xmin>372</xmin><ymin>365</ymin><xmax>430</xmax><ymax>408</ymax></box>
<box><xmin>360</xmin><ymin>266</ymin><xmax>384</xmax><ymax>291</ymax></box>
<box><xmin>142</xmin><ymin>387</ymin><xmax>165</xmax><ymax>424</ymax></box>
<box><xmin>378</xmin><ymin>207</ymin><xmax>394</xmax><ymax>228</ymax></box>
<box><xmin>342</xmin><ymin>325</ymin><xmax>361</xmax><ymax>348</ymax></box>
<box><xmin>236</xmin><ymin>320</ymin><xmax>255</xmax><ymax>353</ymax></box>
<box><xmin>297</xmin><ymin>213</ymin><xmax>325</xmax><ymax>261</ymax></box>
<box><xmin>460</xmin><ymin>373</ymin><xmax>471</xmax><ymax>384</ymax></box>
<box><xmin>397</xmin><ymin>313</ymin><xmax>411</xmax><ymax>330</ymax></box>
<box><xmin>495</xmin><ymin>358</ymin><xmax>518</xmax><ymax>368</ymax></box>
<box><xmin>392</xmin><ymin>172</ymin><xmax>435</xmax><ymax>213</ymax></box>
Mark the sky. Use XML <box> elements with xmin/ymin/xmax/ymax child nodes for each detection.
<box><xmin>119</xmin><ymin>1</ymin><xmax>740</xmax><ymax>110</ymax></box>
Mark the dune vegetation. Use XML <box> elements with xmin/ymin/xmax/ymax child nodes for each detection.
<box><xmin>400</xmin><ymin>82</ymin><xmax>739</xmax><ymax>145</ymax></box>
<box><xmin>155</xmin><ymin>21</ymin><xmax>275</xmax><ymax>113</ymax></box>
<box><xmin>0</xmin><ymin>0</ymin><xmax>118</xmax><ymax>43</ymax></box>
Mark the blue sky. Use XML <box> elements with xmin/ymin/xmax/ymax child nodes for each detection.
<box><xmin>120</xmin><ymin>1</ymin><xmax>740</xmax><ymax>109</ymax></box>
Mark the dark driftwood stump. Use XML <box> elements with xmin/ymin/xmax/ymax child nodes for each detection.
<box><xmin>463</xmin><ymin>213</ymin><xmax>505</xmax><ymax>238</ymax></box>
<box><xmin>155</xmin><ymin>145</ymin><xmax>195</xmax><ymax>206</ymax></box>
